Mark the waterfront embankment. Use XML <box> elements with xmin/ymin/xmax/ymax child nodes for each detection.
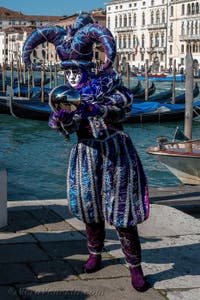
<box><xmin>0</xmin><ymin>185</ymin><xmax>199</xmax><ymax>300</ymax></box>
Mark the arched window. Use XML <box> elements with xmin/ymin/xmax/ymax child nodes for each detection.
<box><xmin>133</xmin><ymin>35</ymin><xmax>136</xmax><ymax>48</ymax></box>
<box><xmin>181</xmin><ymin>22</ymin><xmax>185</xmax><ymax>35</ymax></box>
<box><xmin>156</xmin><ymin>10</ymin><xmax>160</xmax><ymax>24</ymax></box>
<box><xmin>129</xmin><ymin>14</ymin><xmax>131</xmax><ymax>26</ymax></box>
<box><xmin>161</xmin><ymin>33</ymin><xmax>165</xmax><ymax>46</ymax></box>
<box><xmin>170</xmin><ymin>6</ymin><xmax>174</xmax><ymax>17</ymax></box>
<box><xmin>155</xmin><ymin>33</ymin><xmax>159</xmax><ymax>47</ymax></box>
<box><xmin>192</xmin><ymin>3</ymin><xmax>195</xmax><ymax>14</ymax></box>
<box><xmin>142</xmin><ymin>12</ymin><xmax>145</xmax><ymax>25</ymax></box>
<box><xmin>119</xmin><ymin>36</ymin><xmax>122</xmax><ymax>48</ymax></box>
<box><xmin>187</xmin><ymin>4</ymin><xmax>191</xmax><ymax>15</ymax></box>
<box><xmin>124</xmin><ymin>14</ymin><xmax>127</xmax><ymax>27</ymax></box>
<box><xmin>196</xmin><ymin>3</ymin><xmax>199</xmax><ymax>14</ymax></box>
<box><xmin>128</xmin><ymin>35</ymin><xmax>131</xmax><ymax>48</ymax></box>
<box><xmin>115</xmin><ymin>16</ymin><xmax>118</xmax><ymax>28</ymax></box>
<box><xmin>182</xmin><ymin>4</ymin><xmax>185</xmax><ymax>15</ymax></box>
<box><xmin>123</xmin><ymin>35</ymin><xmax>126</xmax><ymax>48</ymax></box>
<box><xmin>162</xmin><ymin>10</ymin><xmax>165</xmax><ymax>23</ymax></box>
<box><xmin>150</xmin><ymin>33</ymin><xmax>153</xmax><ymax>48</ymax></box>
<box><xmin>119</xmin><ymin>15</ymin><xmax>122</xmax><ymax>27</ymax></box>
<box><xmin>151</xmin><ymin>11</ymin><xmax>154</xmax><ymax>24</ymax></box>
<box><xmin>170</xmin><ymin>23</ymin><xmax>173</xmax><ymax>36</ymax></box>
<box><xmin>195</xmin><ymin>21</ymin><xmax>198</xmax><ymax>34</ymax></box>
<box><xmin>133</xmin><ymin>13</ymin><xmax>136</xmax><ymax>26</ymax></box>
<box><xmin>141</xmin><ymin>34</ymin><xmax>145</xmax><ymax>48</ymax></box>
<box><xmin>107</xmin><ymin>16</ymin><xmax>110</xmax><ymax>29</ymax></box>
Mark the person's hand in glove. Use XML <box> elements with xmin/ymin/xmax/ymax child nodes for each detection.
<box><xmin>78</xmin><ymin>98</ymin><xmax>106</xmax><ymax>119</ymax></box>
<box><xmin>48</xmin><ymin>109</ymin><xmax>74</xmax><ymax>129</ymax></box>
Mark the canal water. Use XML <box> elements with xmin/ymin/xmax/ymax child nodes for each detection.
<box><xmin>0</xmin><ymin>77</ymin><xmax>199</xmax><ymax>201</ymax></box>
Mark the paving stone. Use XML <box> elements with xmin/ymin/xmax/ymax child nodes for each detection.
<box><xmin>40</xmin><ymin>240</ymin><xmax>89</xmax><ymax>260</ymax></box>
<box><xmin>8</xmin><ymin>210</ymin><xmax>47</xmax><ymax>233</ymax></box>
<box><xmin>29</xmin><ymin>208</ymin><xmax>75</xmax><ymax>231</ymax></box>
<box><xmin>0</xmin><ymin>286</ymin><xmax>21</xmax><ymax>300</ymax></box>
<box><xmin>0</xmin><ymin>263</ymin><xmax>37</xmax><ymax>284</ymax></box>
<box><xmin>30</xmin><ymin>260</ymin><xmax>78</xmax><ymax>282</ymax></box>
<box><xmin>0</xmin><ymin>244</ymin><xmax>50</xmax><ymax>263</ymax></box>
<box><xmin>166</xmin><ymin>288</ymin><xmax>200</xmax><ymax>300</ymax></box>
<box><xmin>33</xmin><ymin>231</ymin><xmax>85</xmax><ymax>242</ymax></box>
<box><xmin>0</xmin><ymin>233</ymin><xmax>36</xmax><ymax>244</ymax></box>
<box><xmin>16</xmin><ymin>277</ymin><xmax>166</xmax><ymax>300</ymax></box>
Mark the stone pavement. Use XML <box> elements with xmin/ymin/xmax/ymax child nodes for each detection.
<box><xmin>0</xmin><ymin>199</ymin><xmax>199</xmax><ymax>300</ymax></box>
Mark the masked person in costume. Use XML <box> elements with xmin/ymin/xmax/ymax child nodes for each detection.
<box><xmin>22</xmin><ymin>14</ymin><xmax>150</xmax><ymax>292</ymax></box>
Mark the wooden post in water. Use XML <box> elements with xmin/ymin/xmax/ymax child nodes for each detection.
<box><xmin>49</xmin><ymin>62</ymin><xmax>52</xmax><ymax>89</ymax></box>
<box><xmin>41</xmin><ymin>68</ymin><xmax>45</xmax><ymax>102</ymax></box>
<box><xmin>171</xmin><ymin>59</ymin><xmax>176</xmax><ymax>104</ymax></box>
<box><xmin>23</xmin><ymin>64</ymin><xmax>26</xmax><ymax>84</ymax></box>
<box><xmin>145</xmin><ymin>59</ymin><xmax>149</xmax><ymax>101</ymax></box>
<box><xmin>10</xmin><ymin>60</ymin><xmax>14</xmax><ymax>90</ymax></box>
<box><xmin>2</xmin><ymin>62</ymin><xmax>6</xmax><ymax>92</ymax></box>
<box><xmin>17</xmin><ymin>60</ymin><xmax>21</xmax><ymax>97</ymax></box>
<box><xmin>31</xmin><ymin>68</ymin><xmax>35</xmax><ymax>87</ymax></box>
<box><xmin>184</xmin><ymin>52</ymin><xmax>194</xmax><ymax>142</ymax></box>
<box><xmin>27</xmin><ymin>68</ymin><xmax>31</xmax><ymax>98</ymax></box>
<box><xmin>54</xmin><ymin>63</ymin><xmax>58</xmax><ymax>87</ymax></box>
<box><xmin>126</xmin><ymin>63</ymin><xmax>130</xmax><ymax>89</ymax></box>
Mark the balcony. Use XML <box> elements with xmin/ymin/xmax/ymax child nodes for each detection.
<box><xmin>147</xmin><ymin>47</ymin><xmax>166</xmax><ymax>53</ymax></box>
<box><xmin>179</xmin><ymin>34</ymin><xmax>199</xmax><ymax>41</ymax></box>
<box><xmin>147</xmin><ymin>23</ymin><xmax>167</xmax><ymax>30</ymax></box>
<box><xmin>114</xmin><ymin>26</ymin><xmax>136</xmax><ymax>33</ymax></box>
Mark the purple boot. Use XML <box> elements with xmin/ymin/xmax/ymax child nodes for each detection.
<box><xmin>84</xmin><ymin>221</ymin><xmax>105</xmax><ymax>273</ymax></box>
<box><xmin>117</xmin><ymin>226</ymin><xmax>150</xmax><ymax>292</ymax></box>
<box><xmin>130</xmin><ymin>265</ymin><xmax>150</xmax><ymax>292</ymax></box>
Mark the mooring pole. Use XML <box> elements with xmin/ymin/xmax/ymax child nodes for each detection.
<box><xmin>184</xmin><ymin>52</ymin><xmax>193</xmax><ymax>141</ymax></box>
<box><xmin>145</xmin><ymin>59</ymin><xmax>149</xmax><ymax>101</ymax></box>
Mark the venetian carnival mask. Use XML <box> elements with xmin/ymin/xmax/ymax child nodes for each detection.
<box><xmin>66</xmin><ymin>68</ymin><xmax>83</xmax><ymax>88</ymax></box>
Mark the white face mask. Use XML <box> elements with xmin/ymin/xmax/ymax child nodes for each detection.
<box><xmin>66</xmin><ymin>68</ymin><xmax>83</xmax><ymax>88</ymax></box>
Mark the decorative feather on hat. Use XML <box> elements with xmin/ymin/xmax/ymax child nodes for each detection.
<box><xmin>22</xmin><ymin>13</ymin><xmax>116</xmax><ymax>71</ymax></box>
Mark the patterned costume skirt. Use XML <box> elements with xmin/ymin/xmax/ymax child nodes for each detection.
<box><xmin>67</xmin><ymin>131</ymin><xmax>149</xmax><ymax>228</ymax></box>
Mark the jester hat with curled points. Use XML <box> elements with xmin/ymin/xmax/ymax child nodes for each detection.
<box><xmin>22</xmin><ymin>13</ymin><xmax>116</xmax><ymax>71</ymax></box>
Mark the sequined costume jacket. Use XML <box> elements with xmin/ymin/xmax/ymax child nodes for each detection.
<box><xmin>62</xmin><ymin>69</ymin><xmax>132</xmax><ymax>139</ymax></box>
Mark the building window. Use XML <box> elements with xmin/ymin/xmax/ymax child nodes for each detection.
<box><xmin>151</xmin><ymin>0</ymin><xmax>154</xmax><ymax>6</ymax></box>
<box><xmin>170</xmin><ymin>45</ymin><xmax>172</xmax><ymax>54</ymax></box>
<box><xmin>128</xmin><ymin>35</ymin><xmax>131</xmax><ymax>48</ymax></box>
<box><xmin>182</xmin><ymin>4</ymin><xmax>185</xmax><ymax>15</ymax></box>
<box><xmin>187</xmin><ymin>4</ymin><xmax>191</xmax><ymax>15</ymax></box>
<box><xmin>141</xmin><ymin>34</ymin><xmax>145</xmax><ymax>47</ymax></box>
<box><xmin>119</xmin><ymin>15</ymin><xmax>122</xmax><ymax>27</ymax></box>
<box><xmin>123</xmin><ymin>35</ymin><xmax>126</xmax><ymax>48</ymax></box>
<box><xmin>115</xmin><ymin>16</ymin><xmax>118</xmax><ymax>28</ymax></box>
<box><xmin>151</xmin><ymin>11</ymin><xmax>154</xmax><ymax>24</ymax></box>
<box><xmin>107</xmin><ymin>16</ymin><xmax>110</xmax><ymax>29</ymax></box>
<box><xmin>129</xmin><ymin>14</ymin><xmax>131</xmax><ymax>26</ymax></box>
<box><xmin>133</xmin><ymin>14</ymin><xmax>136</xmax><ymax>26</ymax></box>
<box><xmin>170</xmin><ymin>6</ymin><xmax>174</xmax><ymax>17</ymax></box>
<box><xmin>156</xmin><ymin>10</ymin><xmax>160</xmax><ymax>24</ymax></box>
<box><xmin>124</xmin><ymin>14</ymin><xmax>127</xmax><ymax>27</ymax></box>
<box><xmin>162</xmin><ymin>10</ymin><xmax>165</xmax><ymax>23</ymax></box>
<box><xmin>141</xmin><ymin>53</ymin><xmax>144</xmax><ymax>61</ymax></box>
<box><xmin>181</xmin><ymin>44</ymin><xmax>184</xmax><ymax>53</ymax></box>
<box><xmin>142</xmin><ymin>12</ymin><xmax>145</xmax><ymax>25</ymax></box>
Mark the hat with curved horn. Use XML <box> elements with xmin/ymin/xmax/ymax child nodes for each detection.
<box><xmin>22</xmin><ymin>13</ymin><xmax>116</xmax><ymax>71</ymax></box>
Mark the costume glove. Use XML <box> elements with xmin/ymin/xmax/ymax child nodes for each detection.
<box><xmin>78</xmin><ymin>100</ymin><xmax>106</xmax><ymax>119</ymax></box>
<box><xmin>48</xmin><ymin>109</ymin><xmax>74</xmax><ymax>127</ymax></box>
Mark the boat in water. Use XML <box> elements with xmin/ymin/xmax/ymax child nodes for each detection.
<box><xmin>147</xmin><ymin>138</ymin><xmax>200</xmax><ymax>185</ymax></box>
<box><xmin>136</xmin><ymin>73</ymin><xmax>185</xmax><ymax>82</ymax></box>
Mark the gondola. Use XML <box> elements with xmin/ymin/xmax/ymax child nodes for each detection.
<box><xmin>130</xmin><ymin>80</ymin><xmax>142</xmax><ymax>94</ymax></box>
<box><xmin>125</xmin><ymin>100</ymin><xmax>200</xmax><ymax>123</ymax></box>
<box><xmin>133</xmin><ymin>82</ymin><xmax>156</xmax><ymax>98</ymax></box>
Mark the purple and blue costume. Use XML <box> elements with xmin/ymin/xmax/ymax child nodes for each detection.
<box><xmin>22</xmin><ymin>13</ymin><xmax>150</xmax><ymax>292</ymax></box>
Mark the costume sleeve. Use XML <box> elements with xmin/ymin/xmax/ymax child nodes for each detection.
<box><xmin>101</xmin><ymin>86</ymin><xmax>133</xmax><ymax>122</ymax></box>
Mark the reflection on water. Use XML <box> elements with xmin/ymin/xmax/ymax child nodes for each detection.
<box><xmin>0</xmin><ymin>77</ymin><xmax>199</xmax><ymax>201</ymax></box>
